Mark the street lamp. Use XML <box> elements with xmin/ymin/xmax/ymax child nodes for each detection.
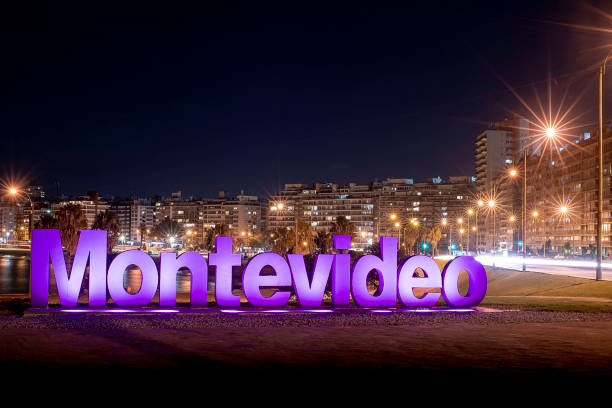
<box><xmin>8</xmin><ymin>186</ymin><xmax>33</xmax><ymax>241</ymax></box>
<box><xmin>476</xmin><ymin>199</ymin><xmax>484</xmax><ymax>254</ymax></box>
<box><xmin>596</xmin><ymin>53</ymin><xmax>612</xmax><ymax>280</ymax></box>
<box><xmin>487</xmin><ymin>199</ymin><xmax>497</xmax><ymax>267</ymax></box>
<box><xmin>466</xmin><ymin>208</ymin><xmax>474</xmax><ymax>255</ymax></box>
<box><xmin>508</xmin><ymin>164</ymin><xmax>527</xmax><ymax>271</ymax></box>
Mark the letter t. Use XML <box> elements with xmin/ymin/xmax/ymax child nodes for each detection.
<box><xmin>208</xmin><ymin>236</ymin><xmax>242</xmax><ymax>307</ymax></box>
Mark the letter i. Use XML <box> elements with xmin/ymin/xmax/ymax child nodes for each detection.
<box><xmin>332</xmin><ymin>235</ymin><xmax>351</xmax><ymax>307</ymax></box>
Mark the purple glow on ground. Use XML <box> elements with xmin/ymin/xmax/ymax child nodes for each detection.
<box><xmin>51</xmin><ymin>307</ymin><xmax>478</xmax><ymax>314</ymax></box>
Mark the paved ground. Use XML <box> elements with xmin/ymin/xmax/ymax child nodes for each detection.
<box><xmin>2</xmin><ymin>309</ymin><xmax>612</xmax><ymax>398</ymax></box>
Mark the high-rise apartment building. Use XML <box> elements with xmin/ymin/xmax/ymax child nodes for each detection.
<box><xmin>267</xmin><ymin>177</ymin><xmax>476</xmax><ymax>251</ymax></box>
<box><xmin>111</xmin><ymin>199</ymin><xmax>155</xmax><ymax>243</ymax></box>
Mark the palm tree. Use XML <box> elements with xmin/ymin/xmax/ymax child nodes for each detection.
<box><xmin>331</xmin><ymin>216</ymin><xmax>354</xmax><ymax>237</ymax></box>
<box><xmin>295</xmin><ymin>220</ymin><xmax>315</xmax><ymax>254</ymax></box>
<box><xmin>139</xmin><ymin>222</ymin><xmax>147</xmax><ymax>244</ymax></box>
<box><xmin>314</xmin><ymin>230</ymin><xmax>332</xmax><ymax>253</ymax></box>
<box><xmin>56</xmin><ymin>204</ymin><xmax>87</xmax><ymax>263</ymax></box>
<box><xmin>34</xmin><ymin>214</ymin><xmax>58</xmax><ymax>229</ymax></box>
<box><xmin>271</xmin><ymin>227</ymin><xmax>294</xmax><ymax>257</ymax></box>
<box><xmin>87</xmin><ymin>191</ymin><xmax>100</xmax><ymax>220</ymax></box>
<box><xmin>426</xmin><ymin>225</ymin><xmax>442</xmax><ymax>257</ymax></box>
<box><xmin>152</xmin><ymin>218</ymin><xmax>185</xmax><ymax>246</ymax></box>
<box><xmin>92</xmin><ymin>210</ymin><xmax>121</xmax><ymax>254</ymax></box>
<box><xmin>403</xmin><ymin>225</ymin><xmax>420</xmax><ymax>255</ymax></box>
<box><xmin>203</xmin><ymin>223</ymin><xmax>229</xmax><ymax>251</ymax></box>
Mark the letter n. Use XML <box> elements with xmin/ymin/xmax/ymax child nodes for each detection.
<box><xmin>31</xmin><ymin>229</ymin><xmax>107</xmax><ymax>307</ymax></box>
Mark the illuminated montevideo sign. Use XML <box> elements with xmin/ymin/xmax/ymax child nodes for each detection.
<box><xmin>30</xmin><ymin>229</ymin><xmax>487</xmax><ymax>309</ymax></box>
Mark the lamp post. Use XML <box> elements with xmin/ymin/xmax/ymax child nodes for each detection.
<box><xmin>441</xmin><ymin>218</ymin><xmax>449</xmax><ymax>255</ymax></box>
<box><xmin>488</xmin><ymin>199</ymin><xmax>496</xmax><ymax>267</ymax></box>
<box><xmin>457</xmin><ymin>217</ymin><xmax>463</xmax><ymax>254</ymax></box>
<box><xmin>477</xmin><ymin>199</ymin><xmax>484</xmax><ymax>254</ymax></box>
<box><xmin>466</xmin><ymin>208</ymin><xmax>474</xmax><ymax>255</ymax></box>
<box><xmin>596</xmin><ymin>53</ymin><xmax>612</xmax><ymax>280</ymax></box>
<box><xmin>559</xmin><ymin>205</ymin><xmax>572</xmax><ymax>257</ymax></box>
<box><xmin>531</xmin><ymin>210</ymin><xmax>539</xmax><ymax>255</ymax></box>
<box><xmin>509</xmin><ymin>160</ymin><xmax>527</xmax><ymax>271</ymax></box>
<box><xmin>8</xmin><ymin>187</ymin><xmax>34</xmax><ymax>241</ymax></box>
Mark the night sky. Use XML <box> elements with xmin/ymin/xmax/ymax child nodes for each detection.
<box><xmin>2</xmin><ymin>1</ymin><xmax>611</xmax><ymax>199</ymax></box>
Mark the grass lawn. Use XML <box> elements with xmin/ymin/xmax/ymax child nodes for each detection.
<box><xmin>436</xmin><ymin>259</ymin><xmax>612</xmax><ymax>312</ymax></box>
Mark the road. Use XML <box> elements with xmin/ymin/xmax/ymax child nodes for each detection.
<box><xmin>474</xmin><ymin>255</ymin><xmax>612</xmax><ymax>280</ymax></box>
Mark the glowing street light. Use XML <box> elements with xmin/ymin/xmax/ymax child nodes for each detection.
<box><xmin>7</xmin><ymin>186</ymin><xmax>33</xmax><ymax>241</ymax></box>
<box><xmin>532</xmin><ymin>210</ymin><xmax>539</xmax><ymax>218</ymax></box>
<box><xmin>546</xmin><ymin>127</ymin><xmax>556</xmax><ymax>138</ymax></box>
<box><xmin>509</xmin><ymin>215</ymin><xmax>516</xmax><ymax>222</ymax></box>
<box><xmin>390</xmin><ymin>213</ymin><xmax>397</xmax><ymax>220</ymax></box>
<box><xmin>560</xmin><ymin>205</ymin><xmax>568</xmax><ymax>214</ymax></box>
<box><xmin>488</xmin><ymin>200</ymin><xmax>495</xmax><ymax>208</ymax></box>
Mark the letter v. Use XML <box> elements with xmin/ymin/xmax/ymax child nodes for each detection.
<box><xmin>287</xmin><ymin>254</ymin><xmax>333</xmax><ymax>307</ymax></box>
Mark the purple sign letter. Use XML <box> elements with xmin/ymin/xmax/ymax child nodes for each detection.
<box><xmin>242</xmin><ymin>253</ymin><xmax>292</xmax><ymax>307</ymax></box>
<box><xmin>208</xmin><ymin>237</ymin><xmax>241</xmax><ymax>307</ymax></box>
<box><xmin>397</xmin><ymin>255</ymin><xmax>442</xmax><ymax>307</ymax></box>
<box><xmin>107</xmin><ymin>250</ymin><xmax>158</xmax><ymax>307</ymax></box>
<box><xmin>31</xmin><ymin>229</ymin><xmax>107</xmax><ymax>307</ymax></box>
<box><xmin>442</xmin><ymin>256</ymin><xmax>487</xmax><ymax>307</ymax></box>
<box><xmin>332</xmin><ymin>235</ymin><xmax>351</xmax><ymax>307</ymax></box>
<box><xmin>160</xmin><ymin>251</ymin><xmax>208</xmax><ymax>307</ymax></box>
<box><xmin>351</xmin><ymin>236</ymin><xmax>397</xmax><ymax>307</ymax></box>
<box><xmin>288</xmin><ymin>254</ymin><xmax>333</xmax><ymax>307</ymax></box>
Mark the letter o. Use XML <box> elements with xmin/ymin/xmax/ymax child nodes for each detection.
<box><xmin>441</xmin><ymin>256</ymin><xmax>487</xmax><ymax>308</ymax></box>
<box><xmin>397</xmin><ymin>255</ymin><xmax>441</xmax><ymax>307</ymax></box>
<box><xmin>108</xmin><ymin>250</ymin><xmax>158</xmax><ymax>307</ymax></box>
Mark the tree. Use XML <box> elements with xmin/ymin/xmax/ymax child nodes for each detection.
<box><xmin>426</xmin><ymin>225</ymin><xmax>442</xmax><ymax>257</ymax></box>
<box><xmin>34</xmin><ymin>214</ymin><xmax>58</xmax><ymax>229</ymax></box>
<box><xmin>203</xmin><ymin>223</ymin><xmax>229</xmax><ymax>251</ymax></box>
<box><xmin>314</xmin><ymin>230</ymin><xmax>332</xmax><ymax>254</ymax></box>
<box><xmin>56</xmin><ymin>204</ymin><xmax>87</xmax><ymax>263</ymax></box>
<box><xmin>331</xmin><ymin>216</ymin><xmax>354</xmax><ymax>238</ymax></box>
<box><xmin>403</xmin><ymin>225</ymin><xmax>420</xmax><ymax>255</ymax></box>
<box><xmin>152</xmin><ymin>218</ymin><xmax>184</xmax><ymax>246</ymax></box>
<box><xmin>139</xmin><ymin>222</ymin><xmax>147</xmax><ymax>244</ymax></box>
<box><xmin>295</xmin><ymin>220</ymin><xmax>315</xmax><ymax>254</ymax></box>
<box><xmin>271</xmin><ymin>227</ymin><xmax>294</xmax><ymax>257</ymax></box>
<box><xmin>92</xmin><ymin>210</ymin><xmax>121</xmax><ymax>254</ymax></box>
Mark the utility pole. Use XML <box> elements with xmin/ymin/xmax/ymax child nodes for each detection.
<box><xmin>467</xmin><ymin>215</ymin><xmax>470</xmax><ymax>255</ymax></box>
<box><xmin>597</xmin><ymin>64</ymin><xmax>604</xmax><ymax>281</ymax></box>
<box><xmin>522</xmin><ymin>151</ymin><xmax>527</xmax><ymax>272</ymax></box>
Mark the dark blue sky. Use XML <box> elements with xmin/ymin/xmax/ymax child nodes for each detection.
<box><xmin>2</xmin><ymin>1</ymin><xmax>611</xmax><ymax>199</ymax></box>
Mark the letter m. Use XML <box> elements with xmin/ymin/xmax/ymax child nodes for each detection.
<box><xmin>31</xmin><ymin>229</ymin><xmax>107</xmax><ymax>307</ymax></box>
